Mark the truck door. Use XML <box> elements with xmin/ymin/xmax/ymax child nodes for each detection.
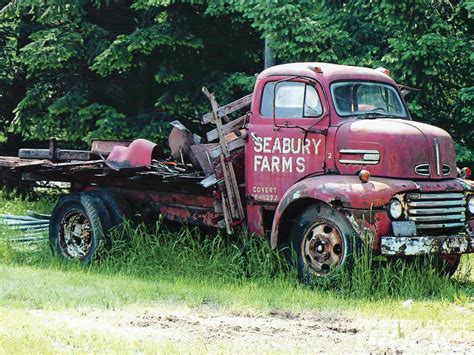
<box><xmin>245</xmin><ymin>78</ymin><xmax>329</xmax><ymax>206</ymax></box>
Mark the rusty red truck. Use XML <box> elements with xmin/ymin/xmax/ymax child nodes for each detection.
<box><xmin>1</xmin><ymin>62</ymin><xmax>473</xmax><ymax>279</ymax></box>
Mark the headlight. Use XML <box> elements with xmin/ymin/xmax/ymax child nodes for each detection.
<box><xmin>389</xmin><ymin>199</ymin><xmax>403</xmax><ymax>219</ymax></box>
<box><xmin>468</xmin><ymin>195</ymin><xmax>474</xmax><ymax>215</ymax></box>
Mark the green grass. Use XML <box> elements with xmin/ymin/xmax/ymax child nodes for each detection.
<box><xmin>0</xmin><ymin>190</ymin><xmax>472</xmax><ymax>305</ymax></box>
<box><xmin>0</xmin><ymin>190</ymin><xmax>473</xmax><ymax>351</ymax></box>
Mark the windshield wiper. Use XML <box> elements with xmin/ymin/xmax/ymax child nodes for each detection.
<box><xmin>355</xmin><ymin>112</ymin><xmax>400</xmax><ymax>120</ymax></box>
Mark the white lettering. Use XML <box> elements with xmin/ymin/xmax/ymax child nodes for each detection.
<box><xmin>282</xmin><ymin>138</ymin><xmax>291</xmax><ymax>154</ymax></box>
<box><xmin>254</xmin><ymin>138</ymin><xmax>263</xmax><ymax>153</ymax></box>
<box><xmin>261</xmin><ymin>155</ymin><xmax>271</xmax><ymax>171</ymax></box>
<box><xmin>303</xmin><ymin>139</ymin><xmax>311</xmax><ymax>154</ymax></box>
<box><xmin>312</xmin><ymin>139</ymin><xmax>322</xmax><ymax>155</ymax></box>
<box><xmin>271</xmin><ymin>156</ymin><xmax>280</xmax><ymax>172</ymax></box>
<box><xmin>282</xmin><ymin>156</ymin><xmax>292</xmax><ymax>172</ymax></box>
<box><xmin>254</xmin><ymin>155</ymin><xmax>262</xmax><ymax>171</ymax></box>
<box><xmin>291</xmin><ymin>138</ymin><xmax>300</xmax><ymax>154</ymax></box>
<box><xmin>296</xmin><ymin>157</ymin><xmax>305</xmax><ymax>173</ymax></box>
<box><xmin>262</xmin><ymin>137</ymin><xmax>272</xmax><ymax>153</ymax></box>
<box><xmin>272</xmin><ymin>138</ymin><xmax>281</xmax><ymax>153</ymax></box>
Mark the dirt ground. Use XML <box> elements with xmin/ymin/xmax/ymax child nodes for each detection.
<box><xmin>27</xmin><ymin>305</ymin><xmax>473</xmax><ymax>353</ymax></box>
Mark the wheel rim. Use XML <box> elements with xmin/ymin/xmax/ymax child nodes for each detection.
<box><xmin>59</xmin><ymin>210</ymin><xmax>92</xmax><ymax>260</ymax></box>
<box><xmin>302</xmin><ymin>222</ymin><xmax>346</xmax><ymax>276</ymax></box>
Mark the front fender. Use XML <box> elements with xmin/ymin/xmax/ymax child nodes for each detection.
<box><xmin>270</xmin><ymin>175</ymin><xmax>420</xmax><ymax>248</ymax></box>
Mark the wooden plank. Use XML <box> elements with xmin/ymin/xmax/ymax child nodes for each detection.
<box><xmin>220</xmin><ymin>154</ymin><xmax>238</xmax><ymax>218</ymax></box>
<box><xmin>206</xmin><ymin>115</ymin><xmax>246</xmax><ymax>142</ymax></box>
<box><xmin>208</xmin><ymin>137</ymin><xmax>245</xmax><ymax>159</ymax></box>
<box><xmin>221</xmin><ymin>195</ymin><xmax>232</xmax><ymax>234</ymax></box>
<box><xmin>19</xmin><ymin>148</ymin><xmax>91</xmax><ymax>161</ymax></box>
<box><xmin>202</xmin><ymin>86</ymin><xmax>246</xmax><ymax>227</ymax></box>
<box><xmin>226</xmin><ymin>160</ymin><xmax>245</xmax><ymax>218</ymax></box>
<box><xmin>201</xmin><ymin>93</ymin><xmax>252</xmax><ymax>124</ymax></box>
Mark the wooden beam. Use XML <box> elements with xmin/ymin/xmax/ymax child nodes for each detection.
<box><xmin>206</xmin><ymin>115</ymin><xmax>246</xmax><ymax>142</ymax></box>
<box><xmin>201</xmin><ymin>93</ymin><xmax>252</xmax><ymax>124</ymax></box>
<box><xmin>208</xmin><ymin>137</ymin><xmax>246</xmax><ymax>159</ymax></box>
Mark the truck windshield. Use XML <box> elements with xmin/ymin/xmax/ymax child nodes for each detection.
<box><xmin>330</xmin><ymin>81</ymin><xmax>407</xmax><ymax>118</ymax></box>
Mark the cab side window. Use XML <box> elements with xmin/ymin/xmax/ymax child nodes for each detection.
<box><xmin>260</xmin><ymin>81</ymin><xmax>322</xmax><ymax>118</ymax></box>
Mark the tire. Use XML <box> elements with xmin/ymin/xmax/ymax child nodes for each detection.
<box><xmin>90</xmin><ymin>190</ymin><xmax>132</xmax><ymax>239</ymax></box>
<box><xmin>288</xmin><ymin>203</ymin><xmax>357</xmax><ymax>282</ymax></box>
<box><xmin>49</xmin><ymin>193</ymin><xmax>112</xmax><ymax>264</ymax></box>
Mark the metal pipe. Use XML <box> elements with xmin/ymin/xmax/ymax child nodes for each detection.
<box><xmin>0</xmin><ymin>214</ymin><xmax>41</xmax><ymax>221</ymax></box>
<box><xmin>1</xmin><ymin>220</ymin><xmax>50</xmax><ymax>226</ymax></box>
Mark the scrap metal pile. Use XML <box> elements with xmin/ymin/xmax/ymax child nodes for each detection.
<box><xmin>0</xmin><ymin>87</ymin><xmax>251</xmax><ymax>233</ymax></box>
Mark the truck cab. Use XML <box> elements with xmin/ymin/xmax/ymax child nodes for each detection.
<box><xmin>245</xmin><ymin>62</ymin><xmax>473</xmax><ymax>278</ymax></box>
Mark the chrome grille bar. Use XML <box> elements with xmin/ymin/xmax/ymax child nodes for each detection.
<box><xmin>408</xmin><ymin>200</ymin><xmax>466</xmax><ymax>207</ymax></box>
<box><xmin>408</xmin><ymin>207</ymin><xmax>465</xmax><ymax>215</ymax></box>
<box><xmin>408</xmin><ymin>193</ymin><xmax>464</xmax><ymax>200</ymax></box>
<box><xmin>406</xmin><ymin>192</ymin><xmax>466</xmax><ymax>232</ymax></box>
<box><xmin>408</xmin><ymin>214</ymin><xmax>465</xmax><ymax>222</ymax></box>
<box><xmin>416</xmin><ymin>222</ymin><xmax>465</xmax><ymax>229</ymax></box>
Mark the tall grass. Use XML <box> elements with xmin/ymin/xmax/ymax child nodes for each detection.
<box><xmin>1</xmin><ymin>218</ymin><xmax>471</xmax><ymax>303</ymax></box>
<box><xmin>99</xmin><ymin>221</ymin><xmax>294</xmax><ymax>283</ymax></box>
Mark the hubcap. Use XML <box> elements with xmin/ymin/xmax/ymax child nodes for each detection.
<box><xmin>59</xmin><ymin>210</ymin><xmax>92</xmax><ymax>260</ymax></box>
<box><xmin>302</xmin><ymin>222</ymin><xmax>345</xmax><ymax>276</ymax></box>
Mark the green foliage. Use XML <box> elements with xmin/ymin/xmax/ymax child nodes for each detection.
<box><xmin>0</xmin><ymin>0</ymin><xmax>471</xmax><ymax>164</ymax></box>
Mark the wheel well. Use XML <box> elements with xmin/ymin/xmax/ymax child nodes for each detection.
<box><xmin>276</xmin><ymin>198</ymin><xmax>325</xmax><ymax>247</ymax></box>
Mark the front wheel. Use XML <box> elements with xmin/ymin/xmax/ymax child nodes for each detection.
<box><xmin>288</xmin><ymin>204</ymin><xmax>357</xmax><ymax>282</ymax></box>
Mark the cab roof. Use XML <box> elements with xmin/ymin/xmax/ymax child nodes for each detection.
<box><xmin>257</xmin><ymin>62</ymin><xmax>395</xmax><ymax>85</ymax></box>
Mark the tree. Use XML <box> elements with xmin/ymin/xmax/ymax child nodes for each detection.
<box><xmin>0</xmin><ymin>0</ymin><xmax>471</xmax><ymax>167</ymax></box>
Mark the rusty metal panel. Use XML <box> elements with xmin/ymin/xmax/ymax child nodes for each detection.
<box><xmin>91</xmin><ymin>139</ymin><xmax>132</xmax><ymax>156</ymax></box>
<box><xmin>106</xmin><ymin>139</ymin><xmax>158</xmax><ymax>170</ymax></box>
<box><xmin>158</xmin><ymin>205</ymin><xmax>220</xmax><ymax>227</ymax></box>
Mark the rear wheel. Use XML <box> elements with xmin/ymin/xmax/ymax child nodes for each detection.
<box><xmin>49</xmin><ymin>193</ymin><xmax>112</xmax><ymax>264</ymax></box>
<box><xmin>90</xmin><ymin>190</ymin><xmax>132</xmax><ymax>234</ymax></box>
<box><xmin>288</xmin><ymin>204</ymin><xmax>356</xmax><ymax>282</ymax></box>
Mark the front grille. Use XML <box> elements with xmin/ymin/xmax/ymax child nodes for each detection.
<box><xmin>407</xmin><ymin>192</ymin><xmax>466</xmax><ymax>231</ymax></box>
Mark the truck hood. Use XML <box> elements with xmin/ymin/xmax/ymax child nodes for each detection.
<box><xmin>334</xmin><ymin>119</ymin><xmax>457</xmax><ymax>180</ymax></box>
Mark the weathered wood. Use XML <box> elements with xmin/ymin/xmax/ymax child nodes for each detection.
<box><xmin>19</xmin><ymin>149</ymin><xmax>91</xmax><ymax>161</ymax></box>
<box><xmin>202</xmin><ymin>86</ymin><xmax>245</xmax><ymax>226</ymax></box>
<box><xmin>201</xmin><ymin>93</ymin><xmax>252</xmax><ymax>124</ymax></box>
<box><xmin>226</xmin><ymin>157</ymin><xmax>245</xmax><ymax>219</ymax></box>
<box><xmin>206</xmin><ymin>115</ymin><xmax>246</xmax><ymax>142</ymax></box>
<box><xmin>221</xmin><ymin>194</ymin><xmax>232</xmax><ymax>234</ymax></box>
<box><xmin>202</xmin><ymin>87</ymin><xmax>230</xmax><ymax>157</ymax></box>
<box><xmin>208</xmin><ymin>137</ymin><xmax>245</xmax><ymax>159</ymax></box>
<box><xmin>220</xmin><ymin>154</ymin><xmax>238</xmax><ymax>218</ymax></box>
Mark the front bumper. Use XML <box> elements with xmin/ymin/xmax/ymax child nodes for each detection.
<box><xmin>381</xmin><ymin>235</ymin><xmax>474</xmax><ymax>256</ymax></box>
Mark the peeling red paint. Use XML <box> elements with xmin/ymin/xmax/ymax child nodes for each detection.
<box><xmin>107</xmin><ymin>139</ymin><xmax>159</xmax><ymax>169</ymax></box>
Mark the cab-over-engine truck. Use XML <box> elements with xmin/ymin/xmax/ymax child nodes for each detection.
<box><xmin>1</xmin><ymin>62</ymin><xmax>473</xmax><ymax>279</ymax></box>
